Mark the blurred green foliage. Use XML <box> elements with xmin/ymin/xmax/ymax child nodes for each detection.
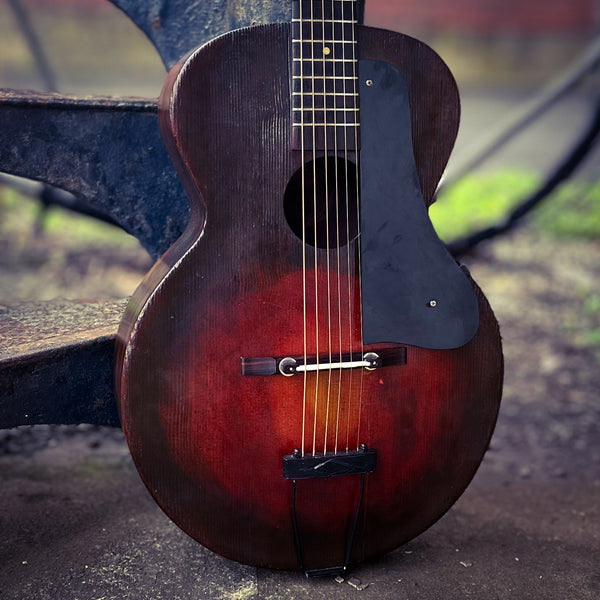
<box><xmin>431</xmin><ymin>169</ymin><xmax>600</xmax><ymax>241</ymax></box>
<box><xmin>2</xmin><ymin>173</ymin><xmax>600</xmax><ymax>350</ymax></box>
<box><xmin>430</xmin><ymin>170</ymin><xmax>539</xmax><ymax>240</ymax></box>
<box><xmin>0</xmin><ymin>186</ymin><xmax>138</xmax><ymax>247</ymax></box>
<box><xmin>431</xmin><ymin>170</ymin><xmax>600</xmax><ymax>355</ymax></box>
<box><xmin>3</xmin><ymin>169</ymin><xmax>600</xmax><ymax>248</ymax></box>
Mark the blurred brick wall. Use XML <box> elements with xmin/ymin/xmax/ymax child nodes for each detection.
<box><xmin>365</xmin><ymin>0</ymin><xmax>599</xmax><ymax>34</ymax></box>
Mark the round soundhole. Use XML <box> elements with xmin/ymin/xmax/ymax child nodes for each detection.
<box><xmin>283</xmin><ymin>157</ymin><xmax>359</xmax><ymax>249</ymax></box>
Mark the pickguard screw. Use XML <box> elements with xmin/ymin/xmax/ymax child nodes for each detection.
<box><xmin>366</xmin><ymin>79</ymin><xmax>373</xmax><ymax>86</ymax></box>
<box><xmin>428</xmin><ymin>299</ymin><xmax>438</xmax><ymax>308</ymax></box>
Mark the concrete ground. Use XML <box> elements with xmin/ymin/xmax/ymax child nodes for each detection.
<box><xmin>1</xmin><ymin>357</ymin><xmax>599</xmax><ymax>600</ymax></box>
<box><xmin>0</xmin><ymin>427</ymin><xmax>598</xmax><ymax>600</ymax></box>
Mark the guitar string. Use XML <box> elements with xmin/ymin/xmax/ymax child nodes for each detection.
<box><xmin>298</xmin><ymin>0</ymin><xmax>309</xmax><ymax>459</ymax></box>
<box><xmin>321</xmin><ymin>0</ymin><xmax>334</xmax><ymax>457</ymax></box>
<box><xmin>350</xmin><ymin>0</ymin><xmax>365</xmax><ymax>451</ymax></box>
<box><xmin>337</xmin><ymin>0</ymin><xmax>353</xmax><ymax>454</ymax></box>
<box><xmin>333</xmin><ymin>0</ymin><xmax>344</xmax><ymax>456</ymax></box>
<box><xmin>343</xmin><ymin>0</ymin><xmax>355</xmax><ymax>452</ymax></box>
<box><xmin>298</xmin><ymin>0</ymin><xmax>359</xmax><ymax>456</ymax></box>
<box><xmin>310</xmin><ymin>0</ymin><xmax>320</xmax><ymax>457</ymax></box>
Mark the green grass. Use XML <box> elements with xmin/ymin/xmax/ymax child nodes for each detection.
<box><xmin>577</xmin><ymin>290</ymin><xmax>600</xmax><ymax>351</ymax></box>
<box><xmin>533</xmin><ymin>180</ymin><xmax>600</xmax><ymax>238</ymax></box>
<box><xmin>431</xmin><ymin>170</ymin><xmax>600</xmax><ymax>355</ymax></box>
<box><xmin>0</xmin><ymin>185</ymin><xmax>139</xmax><ymax>248</ymax></box>
<box><xmin>430</xmin><ymin>169</ymin><xmax>600</xmax><ymax>241</ymax></box>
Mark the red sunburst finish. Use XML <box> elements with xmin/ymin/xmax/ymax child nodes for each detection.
<box><xmin>116</xmin><ymin>23</ymin><xmax>503</xmax><ymax>571</ymax></box>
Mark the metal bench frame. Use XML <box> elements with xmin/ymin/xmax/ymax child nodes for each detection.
<box><xmin>0</xmin><ymin>0</ymin><xmax>365</xmax><ymax>428</ymax></box>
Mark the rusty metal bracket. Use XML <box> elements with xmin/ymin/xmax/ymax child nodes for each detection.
<box><xmin>0</xmin><ymin>0</ymin><xmax>366</xmax><ymax>429</ymax></box>
<box><xmin>0</xmin><ymin>300</ymin><xmax>126</xmax><ymax>428</ymax></box>
<box><xmin>0</xmin><ymin>0</ymin><xmax>366</xmax><ymax>257</ymax></box>
<box><xmin>0</xmin><ymin>91</ymin><xmax>187</xmax><ymax>260</ymax></box>
<box><xmin>110</xmin><ymin>0</ymin><xmax>364</xmax><ymax>70</ymax></box>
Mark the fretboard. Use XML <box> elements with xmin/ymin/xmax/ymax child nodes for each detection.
<box><xmin>291</xmin><ymin>0</ymin><xmax>360</xmax><ymax>151</ymax></box>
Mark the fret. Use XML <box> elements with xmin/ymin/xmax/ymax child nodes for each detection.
<box><xmin>292</xmin><ymin>76</ymin><xmax>359</xmax><ymax>94</ymax></box>
<box><xmin>292</xmin><ymin>108</ymin><xmax>359</xmax><ymax>128</ymax></box>
<box><xmin>294</xmin><ymin>123</ymin><xmax>361</xmax><ymax>130</ymax></box>
<box><xmin>292</xmin><ymin>109</ymin><xmax>360</xmax><ymax>132</ymax></box>
<box><xmin>292</xmin><ymin>108</ymin><xmax>360</xmax><ymax>114</ymax></box>
<box><xmin>292</xmin><ymin>21</ymin><xmax>356</xmax><ymax>41</ymax></box>
<box><xmin>294</xmin><ymin>69</ymin><xmax>353</xmax><ymax>81</ymax></box>
<box><xmin>292</xmin><ymin>49</ymin><xmax>357</xmax><ymax>63</ymax></box>
<box><xmin>293</xmin><ymin>119</ymin><xmax>360</xmax><ymax>125</ymax></box>
<box><xmin>293</xmin><ymin>79</ymin><xmax>358</xmax><ymax>94</ymax></box>
<box><xmin>292</xmin><ymin>95</ymin><xmax>358</xmax><ymax>111</ymax></box>
<box><xmin>292</xmin><ymin>58</ymin><xmax>357</xmax><ymax>62</ymax></box>
<box><xmin>292</xmin><ymin>59</ymin><xmax>357</xmax><ymax>74</ymax></box>
<box><xmin>292</xmin><ymin>35</ymin><xmax>357</xmax><ymax>51</ymax></box>
<box><xmin>292</xmin><ymin>92</ymin><xmax>358</xmax><ymax>97</ymax></box>
<box><xmin>292</xmin><ymin>0</ymin><xmax>358</xmax><ymax>22</ymax></box>
<box><xmin>292</xmin><ymin>75</ymin><xmax>357</xmax><ymax>80</ymax></box>
<box><xmin>293</xmin><ymin>126</ymin><xmax>360</xmax><ymax>153</ymax></box>
<box><xmin>291</xmin><ymin>19</ymin><xmax>358</xmax><ymax>24</ymax></box>
<box><xmin>295</xmin><ymin>67</ymin><xmax>357</xmax><ymax>78</ymax></box>
<box><xmin>292</xmin><ymin>62</ymin><xmax>357</xmax><ymax>70</ymax></box>
<box><xmin>291</xmin><ymin>40</ymin><xmax>357</xmax><ymax>46</ymax></box>
<box><xmin>294</xmin><ymin>122</ymin><xmax>360</xmax><ymax>128</ymax></box>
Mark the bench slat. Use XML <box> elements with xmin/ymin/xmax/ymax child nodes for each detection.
<box><xmin>0</xmin><ymin>300</ymin><xmax>125</xmax><ymax>427</ymax></box>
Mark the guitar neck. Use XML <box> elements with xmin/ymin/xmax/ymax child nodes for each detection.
<box><xmin>291</xmin><ymin>0</ymin><xmax>360</xmax><ymax>151</ymax></box>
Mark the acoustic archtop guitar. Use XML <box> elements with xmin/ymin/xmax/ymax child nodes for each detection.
<box><xmin>116</xmin><ymin>0</ymin><xmax>503</xmax><ymax>575</ymax></box>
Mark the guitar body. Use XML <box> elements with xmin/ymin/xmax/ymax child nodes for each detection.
<box><xmin>117</xmin><ymin>22</ymin><xmax>503</xmax><ymax>572</ymax></box>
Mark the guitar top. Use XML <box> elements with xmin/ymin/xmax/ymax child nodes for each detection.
<box><xmin>117</xmin><ymin>0</ymin><xmax>503</xmax><ymax>573</ymax></box>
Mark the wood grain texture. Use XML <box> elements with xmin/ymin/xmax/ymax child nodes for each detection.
<box><xmin>116</xmin><ymin>24</ymin><xmax>502</xmax><ymax>571</ymax></box>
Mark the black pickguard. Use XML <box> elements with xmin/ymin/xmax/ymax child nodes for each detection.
<box><xmin>359</xmin><ymin>60</ymin><xmax>479</xmax><ymax>349</ymax></box>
